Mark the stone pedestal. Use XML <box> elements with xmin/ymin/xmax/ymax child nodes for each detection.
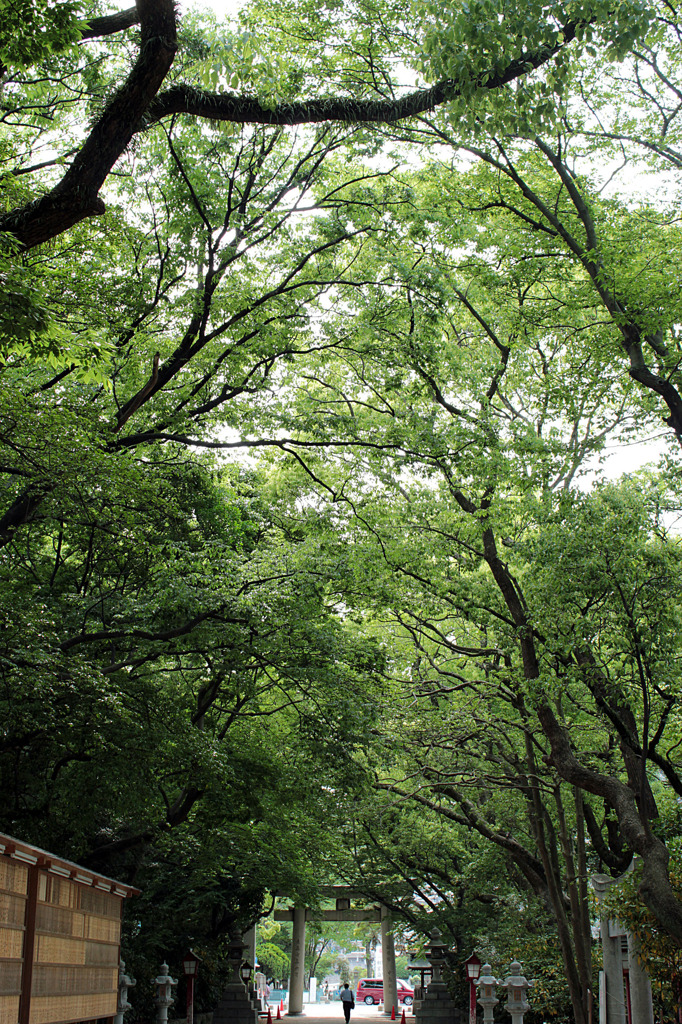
<box><xmin>213</xmin><ymin>936</ymin><xmax>259</xmax><ymax>1024</ymax></box>
<box><xmin>414</xmin><ymin>978</ymin><xmax>461</xmax><ymax>1024</ymax></box>
<box><xmin>213</xmin><ymin>981</ymin><xmax>260</xmax><ymax>1024</ymax></box>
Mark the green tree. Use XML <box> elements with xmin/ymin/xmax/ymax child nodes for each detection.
<box><xmin>0</xmin><ymin>0</ymin><xmax>644</xmax><ymax>250</ymax></box>
<box><xmin>5</xmin><ymin>0</ymin><xmax>682</xmax><ymax>1007</ymax></box>
<box><xmin>255</xmin><ymin>208</ymin><xmax>682</xmax><ymax>994</ymax></box>
<box><xmin>256</xmin><ymin>942</ymin><xmax>291</xmax><ymax>982</ymax></box>
<box><xmin>0</xmin><ymin>446</ymin><xmax>387</xmax><ymax>994</ymax></box>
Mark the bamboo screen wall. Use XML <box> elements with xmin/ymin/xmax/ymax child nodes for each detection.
<box><xmin>0</xmin><ymin>855</ymin><xmax>27</xmax><ymax>1024</ymax></box>
<box><xmin>0</xmin><ymin>835</ymin><xmax>137</xmax><ymax>1024</ymax></box>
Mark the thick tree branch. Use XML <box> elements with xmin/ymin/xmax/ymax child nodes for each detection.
<box><xmin>60</xmin><ymin>608</ymin><xmax>248</xmax><ymax>652</ymax></box>
<box><xmin>573</xmin><ymin>647</ymin><xmax>660</xmax><ymax>816</ymax></box>
<box><xmin>1</xmin><ymin>20</ymin><xmax>577</xmax><ymax>250</ymax></box>
<box><xmin>114</xmin><ymin>351</ymin><xmax>160</xmax><ymax>431</ymax></box>
<box><xmin>0</xmin><ymin>0</ymin><xmax>177</xmax><ymax>250</ymax></box>
<box><xmin>583</xmin><ymin>802</ymin><xmax>633</xmax><ymax>872</ymax></box>
<box><xmin>0</xmin><ymin>483</ymin><xmax>53</xmax><ymax>549</ymax></box>
<box><xmin>536</xmin><ymin>698</ymin><xmax>682</xmax><ymax>945</ymax></box>
<box><xmin>80</xmin><ymin>7</ymin><xmax>140</xmax><ymax>41</ymax></box>
<box><xmin>146</xmin><ymin>28</ymin><xmax>580</xmax><ymax>129</ymax></box>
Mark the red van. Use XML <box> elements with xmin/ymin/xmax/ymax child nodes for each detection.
<box><xmin>356</xmin><ymin>979</ymin><xmax>415</xmax><ymax>1006</ymax></box>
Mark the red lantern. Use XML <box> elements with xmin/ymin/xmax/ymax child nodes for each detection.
<box><xmin>182</xmin><ymin>950</ymin><xmax>202</xmax><ymax>1024</ymax></box>
<box><xmin>464</xmin><ymin>953</ymin><xmax>481</xmax><ymax>1024</ymax></box>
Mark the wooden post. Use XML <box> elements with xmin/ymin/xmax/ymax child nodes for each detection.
<box><xmin>18</xmin><ymin>862</ymin><xmax>41</xmax><ymax>1024</ymax></box>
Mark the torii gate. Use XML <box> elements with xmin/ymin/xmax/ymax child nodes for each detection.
<box><xmin>273</xmin><ymin>887</ymin><xmax>399</xmax><ymax>1016</ymax></box>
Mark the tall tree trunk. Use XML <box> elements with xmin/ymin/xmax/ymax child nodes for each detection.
<box><xmin>573</xmin><ymin>789</ymin><xmax>594</xmax><ymax>1001</ymax></box>
<box><xmin>555</xmin><ymin>785</ymin><xmax>592</xmax><ymax>1000</ymax></box>
<box><xmin>524</xmin><ymin>734</ymin><xmax>588</xmax><ymax>1024</ymax></box>
<box><xmin>471</xmin><ymin>510</ymin><xmax>682</xmax><ymax>947</ymax></box>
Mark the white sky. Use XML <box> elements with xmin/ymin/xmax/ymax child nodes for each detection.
<box><xmin>185</xmin><ymin>0</ymin><xmax>243</xmax><ymax>19</ymax></box>
<box><xmin>585</xmin><ymin>431</ymin><xmax>668</xmax><ymax>482</ymax></box>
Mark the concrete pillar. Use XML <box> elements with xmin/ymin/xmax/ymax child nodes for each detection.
<box><xmin>603</xmin><ymin>922</ymin><xmax>626</xmax><ymax>1024</ymax></box>
<box><xmin>592</xmin><ymin>876</ymin><xmax>626</xmax><ymax>1024</ymax></box>
<box><xmin>626</xmin><ymin>932</ymin><xmax>654</xmax><ymax>1024</ymax></box>
<box><xmin>381</xmin><ymin>905</ymin><xmax>398</xmax><ymax>1018</ymax></box>
<box><xmin>288</xmin><ymin>907</ymin><xmax>306</xmax><ymax>1015</ymax></box>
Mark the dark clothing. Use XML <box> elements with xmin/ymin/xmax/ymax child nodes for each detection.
<box><xmin>340</xmin><ymin>988</ymin><xmax>354</xmax><ymax>1023</ymax></box>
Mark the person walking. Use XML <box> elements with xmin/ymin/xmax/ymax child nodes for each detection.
<box><xmin>340</xmin><ymin>983</ymin><xmax>355</xmax><ymax>1024</ymax></box>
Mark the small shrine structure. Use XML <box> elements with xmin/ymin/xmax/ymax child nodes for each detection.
<box><xmin>0</xmin><ymin>831</ymin><xmax>138</xmax><ymax>1024</ymax></box>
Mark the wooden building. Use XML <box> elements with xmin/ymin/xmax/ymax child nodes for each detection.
<box><xmin>0</xmin><ymin>833</ymin><xmax>138</xmax><ymax>1024</ymax></box>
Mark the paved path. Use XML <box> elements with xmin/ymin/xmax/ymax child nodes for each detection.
<box><xmin>267</xmin><ymin>1005</ymin><xmax>414</xmax><ymax>1024</ymax></box>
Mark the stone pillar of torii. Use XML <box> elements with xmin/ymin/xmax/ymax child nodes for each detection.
<box><xmin>274</xmin><ymin>886</ymin><xmax>400</xmax><ymax>1017</ymax></box>
<box><xmin>591</xmin><ymin>872</ymin><xmax>654</xmax><ymax>1024</ymax></box>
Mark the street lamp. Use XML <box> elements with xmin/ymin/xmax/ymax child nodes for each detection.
<box><xmin>240</xmin><ymin>961</ymin><xmax>253</xmax><ymax>985</ymax></box>
<box><xmin>182</xmin><ymin>950</ymin><xmax>201</xmax><ymax>1024</ymax></box>
<box><xmin>464</xmin><ymin>953</ymin><xmax>481</xmax><ymax>1024</ymax></box>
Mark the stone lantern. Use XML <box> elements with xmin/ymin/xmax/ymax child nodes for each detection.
<box><xmin>476</xmin><ymin>965</ymin><xmax>498</xmax><ymax>1024</ymax></box>
<box><xmin>426</xmin><ymin>929</ymin><xmax>448</xmax><ymax>985</ymax></box>
<box><xmin>153</xmin><ymin>963</ymin><xmax>178</xmax><ymax>1024</ymax></box>
<box><xmin>500</xmin><ymin>961</ymin><xmax>532</xmax><ymax>1024</ymax></box>
<box><xmin>414</xmin><ymin>929</ymin><xmax>462</xmax><ymax>1024</ymax></box>
<box><xmin>227</xmin><ymin>937</ymin><xmax>247</xmax><ymax>985</ymax></box>
<box><xmin>212</xmin><ymin>933</ymin><xmax>259</xmax><ymax>1024</ymax></box>
<box><xmin>115</xmin><ymin>960</ymin><xmax>136</xmax><ymax>1024</ymax></box>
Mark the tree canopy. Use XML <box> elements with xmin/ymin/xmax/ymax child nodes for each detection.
<box><xmin>3</xmin><ymin>0</ymin><xmax>682</xmax><ymax>1017</ymax></box>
